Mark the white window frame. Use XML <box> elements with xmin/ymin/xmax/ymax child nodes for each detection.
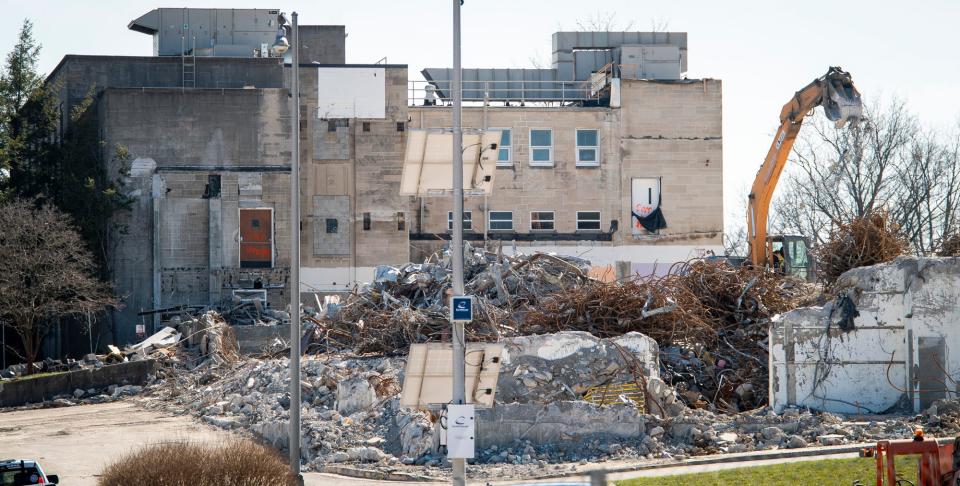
<box><xmin>575</xmin><ymin>128</ymin><xmax>600</xmax><ymax>167</ymax></box>
<box><xmin>529</xmin><ymin>210</ymin><xmax>555</xmax><ymax>231</ymax></box>
<box><xmin>494</xmin><ymin>128</ymin><xmax>512</xmax><ymax>167</ymax></box>
<box><xmin>488</xmin><ymin>210</ymin><xmax>514</xmax><ymax>231</ymax></box>
<box><xmin>576</xmin><ymin>210</ymin><xmax>602</xmax><ymax>231</ymax></box>
<box><xmin>447</xmin><ymin>211</ymin><xmax>473</xmax><ymax>231</ymax></box>
<box><xmin>528</xmin><ymin>128</ymin><xmax>554</xmax><ymax>167</ymax></box>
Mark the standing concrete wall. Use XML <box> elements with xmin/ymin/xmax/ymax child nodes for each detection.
<box><xmin>770</xmin><ymin>257</ymin><xmax>960</xmax><ymax>414</ymax></box>
<box><xmin>101</xmin><ymin>87</ymin><xmax>291</xmax><ymax>345</ymax></box>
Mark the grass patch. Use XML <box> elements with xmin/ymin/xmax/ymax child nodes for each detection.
<box><xmin>616</xmin><ymin>455</ymin><xmax>919</xmax><ymax>486</ymax></box>
<box><xmin>98</xmin><ymin>439</ymin><xmax>296</xmax><ymax>486</ymax></box>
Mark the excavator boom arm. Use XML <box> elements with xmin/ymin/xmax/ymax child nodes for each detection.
<box><xmin>746</xmin><ymin>67</ymin><xmax>862</xmax><ymax>267</ymax></box>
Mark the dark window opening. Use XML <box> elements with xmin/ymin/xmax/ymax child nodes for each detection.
<box><xmin>204</xmin><ymin>174</ymin><xmax>221</xmax><ymax>199</ymax></box>
<box><xmin>397</xmin><ymin>212</ymin><xmax>406</xmax><ymax>231</ymax></box>
<box><xmin>251</xmin><ymin>219</ymin><xmax>260</xmax><ymax>228</ymax></box>
<box><xmin>325</xmin><ymin>218</ymin><xmax>338</xmax><ymax>234</ymax></box>
<box><xmin>363</xmin><ymin>121</ymin><xmax>371</xmax><ymax>132</ymax></box>
<box><xmin>363</xmin><ymin>212</ymin><xmax>371</xmax><ymax>230</ymax></box>
<box><xmin>396</xmin><ymin>122</ymin><xmax>405</xmax><ymax>132</ymax></box>
<box><xmin>328</xmin><ymin>119</ymin><xmax>349</xmax><ymax>132</ymax></box>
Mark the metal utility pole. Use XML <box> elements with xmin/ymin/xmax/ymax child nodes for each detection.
<box><xmin>450</xmin><ymin>0</ymin><xmax>466</xmax><ymax>485</ymax></box>
<box><xmin>288</xmin><ymin>10</ymin><xmax>303</xmax><ymax>484</ymax></box>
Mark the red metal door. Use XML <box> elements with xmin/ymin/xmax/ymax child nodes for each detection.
<box><xmin>240</xmin><ymin>209</ymin><xmax>272</xmax><ymax>268</ymax></box>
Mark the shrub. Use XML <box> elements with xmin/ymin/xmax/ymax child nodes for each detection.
<box><xmin>97</xmin><ymin>439</ymin><xmax>295</xmax><ymax>486</ymax></box>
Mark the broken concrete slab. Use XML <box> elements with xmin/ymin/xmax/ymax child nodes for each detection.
<box><xmin>475</xmin><ymin>401</ymin><xmax>646</xmax><ymax>450</ymax></box>
<box><xmin>496</xmin><ymin>331</ymin><xmax>658</xmax><ymax>405</ymax></box>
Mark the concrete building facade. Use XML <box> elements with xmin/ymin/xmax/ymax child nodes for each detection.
<box><xmin>406</xmin><ymin>77</ymin><xmax>723</xmax><ymax>275</ymax></box>
<box><xmin>43</xmin><ymin>9</ymin><xmax>722</xmax><ymax>346</ymax></box>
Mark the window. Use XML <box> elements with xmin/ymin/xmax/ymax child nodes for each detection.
<box><xmin>529</xmin><ymin>129</ymin><xmax>553</xmax><ymax>166</ymax></box>
<box><xmin>396</xmin><ymin>122</ymin><xmax>406</xmax><ymax>132</ymax></box>
<box><xmin>576</xmin><ymin>129</ymin><xmax>599</xmax><ymax>166</ymax></box>
<box><xmin>495</xmin><ymin>129</ymin><xmax>512</xmax><ymax>166</ymax></box>
<box><xmin>363</xmin><ymin>121</ymin><xmax>371</xmax><ymax>132</ymax></box>
<box><xmin>577</xmin><ymin>211</ymin><xmax>602</xmax><ymax>231</ymax></box>
<box><xmin>325</xmin><ymin>218</ymin><xmax>339</xmax><ymax>234</ymax></box>
<box><xmin>397</xmin><ymin>212</ymin><xmax>406</xmax><ymax>231</ymax></box>
<box><xmin>328</xmin><ymin>119</ymin><xmax>349</xmax><ymax>132</ymax></box>
<box><xmin>447</xmin><ymin>211</ymin><xmax>473</xmax><ymax>231</ymax></box>
<box><xmin>530</xmin><ymin>211</ymin><xmax>555</xmax><ymax>231</ymax></box>
<box><xmin>488</xmin><ymin>211</ymin><xmax>513</xmax><ymax>231</ymax></box>
<box><xmin>363</xmin><ymin>212</ymin><xmax>371</xmax><ymax>231</ymax></box>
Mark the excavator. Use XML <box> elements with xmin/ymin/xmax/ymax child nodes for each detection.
<box><xmin>745</xmin><ymin>66</ymin><xmax>863</xmax><ymax>280</ymax></box>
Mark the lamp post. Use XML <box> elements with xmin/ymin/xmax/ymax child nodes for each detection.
<box><xmin>287</xmin><ymin>10</ymin><xmax>303</xmax><ymax>484</ymax></box>
<box><xmin>450</xmin><ymin>1</ymin><xmax>466</xmax><ymax>485</ymax></box>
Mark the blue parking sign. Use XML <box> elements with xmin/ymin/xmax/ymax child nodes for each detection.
<box><xmin>451</xmin><ymin>295</ymin><xmax>473</xmax><ymax>322</ymax></box>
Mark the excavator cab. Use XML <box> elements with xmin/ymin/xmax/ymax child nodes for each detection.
<box><xmin>768</xmin><ymin>235</ymin><xmax>813</xmax><ymax>281</ymax></box>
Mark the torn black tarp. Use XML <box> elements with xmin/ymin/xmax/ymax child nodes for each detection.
<box><xmin>633</xmin><ymin>207</ymin><xmax>667</xmax><ymax>232</ymax></box>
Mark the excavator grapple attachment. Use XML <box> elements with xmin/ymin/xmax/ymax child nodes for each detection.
<box><xmin>822</xmin><ymin>67</ymin><xmax>863</xmax><ymax>127</ymax></box>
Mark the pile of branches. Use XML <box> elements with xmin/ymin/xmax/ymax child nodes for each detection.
<box><xmin>815</xmin><ymin>211</ymin><xmax>910</xmax><ymax>284</ymax></box>
<box><xmin>522</xmin><ymin>260</ymin><xmax>817</xmax><ymax>411</ymax></box>
<box><xmin>937</xmin><ymin>233</ymin><xmax>960</xmax><ymax>257</ymax></box>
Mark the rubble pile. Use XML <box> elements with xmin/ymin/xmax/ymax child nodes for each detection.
<box><xmin>312</xmin><ymin>246</ymin><xmax>592</xmax><ymax>354</ymax></box>
<box><xmin>815</xmin><ymin>210</ymin><xmax>911</xmax><ymax>284</ymax></box>
<box><xmin>523</xmin><ymin>260</ymin><xmax>816</xmax><ymax>412</ymax></box>
<box><xmin>139</xmin><ymin>342</ymin><xmax>960</xmax><ymax>478</ymax></box>
<box><xmin>141</xmin><ymin>354</ymin><xmax>438</xmax><ymax>468</ymax></box>
<box><xmin>306</xmin><ymin>245</ymin><xmax>818</xmax><ymax>414</ymax></box>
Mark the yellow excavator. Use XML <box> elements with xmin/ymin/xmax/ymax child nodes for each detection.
<box><xmin>745</xmin><ymin>66</ymin><xmax>863</xmax><ymax>280</ymax></box>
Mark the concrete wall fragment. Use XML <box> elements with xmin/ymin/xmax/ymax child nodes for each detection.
<box><xmin>770</xmin><ymin>257</ymin><xmax>960</xmax><ymax>414</ymax></box>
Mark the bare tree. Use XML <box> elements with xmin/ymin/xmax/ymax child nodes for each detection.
<box><xmin>0</xmin><ymin>200</ymin><xmax>115</xmax><ymax>372</ymax></box>
<box><xmin>575</xmin><ymin>12</ymin><xmax>636</xmax><ymax>32</ymax></box>
<box><xmin>771</xmin><ymin>97</ymin><xmax>960</xmax><ymax>255</ymax></box>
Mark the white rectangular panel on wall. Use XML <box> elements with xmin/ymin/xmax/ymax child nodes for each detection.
<box><xmin>631</xmin><ymin>177</ymin><xmax>660</xmax><ymax>235</ymax></box>
<box><xmin>316</xmin><ymin>67</ymin><xmax>386</xmax><ymax>119</ymax></box>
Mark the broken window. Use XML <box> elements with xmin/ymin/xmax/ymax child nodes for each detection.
<box><xmin>488</xmin><ymin>211</ymin><xmax>513</xmax><ymax>231</ymax></box>
<box><xmin>204</xmin><ymin>174</ymin><xmax>221</xmax><ymax>198</ymax></box>
<box><xmin>529</xmin><ymin>129</ymin><xmax>553</xmax><ymax>166</ymax></box>
<box><xmin>631</xmin><ymin>178</ymin><xmax>666</xmax><ymax>234</ymax></box>
<box><xmin>325</xmin><ymin>218</ymin><xmax>338</xmax><ymax>234</ymax></box>
<box><xmin>577</xmin><ymin>211</ymin><xmax>601</xmax><ymax>231</ymax></box>
<box><xmin>530</xmin><ymin>211</ymin><xmax>555</xmax><ymax>231</ymax></box>
<box><xmin>447</xmin><ymin>211</ymin><xmax>472</xmax><ymax>231</ymax></box>
<box><xmin>240</xmin><ymin>208</ymin><xmax>273</xmax><ymax>268</ymax></box>
<box><xmin>363</xmin><ymin>212</ymin><xmax>371</xmax><ymax>231</ymax></box>
<box><xmin>576</xmin><ymin>129</ymin><xmax>599</xmax><ymax>167</ymax></box>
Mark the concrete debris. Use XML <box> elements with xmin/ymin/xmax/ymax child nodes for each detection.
<box><xmin>309</xmin><ymin>244</ymin><xmax>592</xmax><ymax>355</ymax></box>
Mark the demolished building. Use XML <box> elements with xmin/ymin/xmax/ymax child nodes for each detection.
<box><xmin>41</xmin><ymin>8</ymin><xmax>722</xmax><ymax>351</ymax></box>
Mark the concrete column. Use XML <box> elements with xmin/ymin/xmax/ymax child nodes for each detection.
<box><xmin>208</xmin><ymin>197</ymin><xmax>223</xmax><ymax>306</ymax></box>
<box><xmin>151</xmin><ymin>173</ymin><xmax>163</xmax><ymax>333</ymax></box>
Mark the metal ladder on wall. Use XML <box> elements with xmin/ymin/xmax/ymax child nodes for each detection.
<box><xmin>181</xmin><ymin>35</ymin><xmax>196</xmax><ymax>88</ymax></box>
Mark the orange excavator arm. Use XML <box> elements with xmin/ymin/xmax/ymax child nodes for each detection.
<box><xmin>746</xmin><ymin>67</ymin><xmax>863</xmax><ymax>267</ymax></box>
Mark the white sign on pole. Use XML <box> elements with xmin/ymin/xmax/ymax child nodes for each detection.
<box><xmin>445</xmin><ymin>404</ymin><xmax>475</xmax><ymax>459</ymax></box>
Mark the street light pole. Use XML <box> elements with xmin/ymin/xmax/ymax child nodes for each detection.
<box><xmin>450</xmin><ymin>1</ymin><xmax>466</xmax><ymax>485</ymax></box>
<box><xmin>288</xmin><ymin>10</ymin><xmax>303</xmax><ymax>483</ymax></box>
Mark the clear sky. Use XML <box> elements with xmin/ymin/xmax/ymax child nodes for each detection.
<box><xmin>2</xmin><ymin>0</ymin><xmax>957</xmax><ymax>230</ymax></box>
